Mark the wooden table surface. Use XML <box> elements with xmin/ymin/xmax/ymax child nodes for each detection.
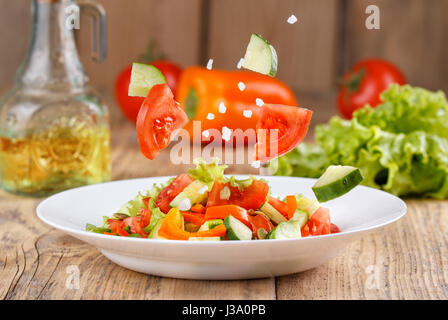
<box><xmin>1</xmin><ymin>114</ymin><xmax>448</xmax><ymax>300</ymax></box>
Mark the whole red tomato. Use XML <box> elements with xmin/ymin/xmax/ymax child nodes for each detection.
<box><xmin>337</xmin><ymin>59</ymin><xmax>406</xmax><ymax>119</ymax></box>
<box><xmin>114</xmin><ymin>60</ymin><xmax>182</xmax><ymax>122</ymax></box>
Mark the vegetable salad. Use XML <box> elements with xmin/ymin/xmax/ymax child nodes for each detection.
<box><xmin>86</xmin><ymin>159</ymin><xmax>353</xmax><ymax>241</ymax></box>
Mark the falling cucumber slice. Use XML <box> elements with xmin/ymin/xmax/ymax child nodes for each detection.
<box><xmin>242</xmin><ymin>34</ymin><xmax>278</xmax><ymax>77</ymax></box>
<box><xmin>312</xmin><ymin>165</ymin><xmax>364</xmax><ymax>202</ymax></box>
<box><xmin>128</xmin><ymin>62</ymin><xmax>166</xmax><ymax>97</ymax></box>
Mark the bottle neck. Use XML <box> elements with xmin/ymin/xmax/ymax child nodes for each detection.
<box><xmin>17</xmin><ymin>0</ymin><xmax>88</xmax><ymax>91</ymax></box>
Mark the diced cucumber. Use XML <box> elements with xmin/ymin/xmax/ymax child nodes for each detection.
<box><xmin>267</xmin><ymin>220</ymin><xmax>301</xmax><ymax>239</ymax></box>
<box><xmin>198</xmin><ymin>219</ymin><xmax>224</xmax><ymax>232</ymax></box>
<box><xmin>260</xmin><ymin>202</ymin><xmax>287</xmax><ymax>224</ymax></box>
<box><xmin>296</xmin><ymin>194</ymin><xmax>320</xmax><ymax>216</ymax></box>
<box><xmin>128</xmin><ymin>62</ymin><xmax>166</xmax><ymax>97</ymax></box>
<box><xmin>242</xmin><ymin>34</ymin><xmax>278</xmax><ymax>77</ymax></box>
<box><xmin>290</xmin><ymin>209</ymin><xmax>309</xmax><ymax>228</ymax></box>
<box><xmin>188</xmin><ymin>236</ymin><xmax>221</xmax><ymax>241</ymax></box>
<box><xmin>312</xmin><ymin>165</ymin><xmax>364</xmax><ymax>202</ymax></box>
<box><xmin>170</xmin><ymin>180</ymin><xmax>209</xmax><ymax>209</ymax></box>
<box><xmin>224</xmin><ymin>215</ymin><xmax>252</xmax><ymax>240</ymax></box>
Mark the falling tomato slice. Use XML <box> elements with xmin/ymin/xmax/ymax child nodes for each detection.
<box><xmin>255</xmin><ymin>104</ymin><xmax>312</xmax><ymax>163</ymax></box>
<box><xmin>136</xmin><ymin>84</ymin><xmax>188</xmax><ymax>160</ymax></box>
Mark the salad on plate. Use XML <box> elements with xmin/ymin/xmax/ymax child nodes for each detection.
<box><xmin>86</xmin><ymin>159</ymin><xmax>363</xmax><ymax>241</ymax></box>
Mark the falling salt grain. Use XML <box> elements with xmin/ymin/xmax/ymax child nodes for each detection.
<box><xmin>178</xmin><ymin>198</ymin><xmax>191</xmax><ymax>211</ymax></box>
<box><xmin>206</xmin><ymin>58</ymin><xmax>214</xmax><ymax>70</ymax></box>
<box><xmin>237</xmin><ymin>58</ymin><xmax>245</xmax><ymax>69</ymax></box>
<box><xmin>222</xmin><ymin>126</ymin><xmax>232</xmax><ymax>141</ymax></box>
<box><xmin>251</xmin><ymin>160</ymin><xmax>261</xmax><ymax>169</ymax></box>
<box><xmin>255</xmin><ymin>98</ymin><xmax>264</xmax><ymax>107</ymax></box>
<box><xmin>243</xmin><ymin>110</ymin><xmax>252</xmax><ymax>118</ymax></box>
<box><xmin>287</xmin><ymin>14</ymin><xmax>297</xmax><ymax>24</ymax></box>
<box><xmin>206</xmin><ymin>113</ymin><xmax>215</xmax><ymax>120</ymax></box>
<box><xmin>219</xmin><ymin>102</ymin><xmax>227</xmax><ymax>113</ymax></box>
<box><xmin>202</xmin><ymin>130</ymin><xmax>210</xmax><ymax>138</ymax></box>
<box><xmin>238</xmin><ymin>82</ymin><xmax>246</xmax><ymax>91</ymax></box>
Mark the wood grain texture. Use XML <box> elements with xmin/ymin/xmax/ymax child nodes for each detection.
<box><xmin>343</xmin><ymin>0</ymin><xmax>448</xmax><ymax>93</ymax></box>
<box><xmin>207</xmin><ymin>0</ymin><xmax>341</xmax><ymax>93</ymax></box>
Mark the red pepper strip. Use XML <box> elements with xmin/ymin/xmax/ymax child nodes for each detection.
<box><xmin>117</xmin><ymin>228</ymin><xmax>129</xmax><ymax>237</ymax></box>
<box><xmin>268</xmin><ymin>196</ymin><xmax>289</xmax><ymax>218</ymax></box>
<box><xmin>103</xmin><ymin>232</ymin><xmax>116</xmax><ymax>236</ymax></box>
<box><xmin>191</xmin><ymin>203</ymin><xmax>206</xmax><ymax>213</ymax></box>
<box><xmin>158</xmin><ymin>208</ymin><xmax>226</xmax><ymax>240</ymax></box>
<box><xmin>181</xmin><ymin>211</ymin><xmax>205</xmax><ymax>226</ymax></box>
<box><xmin>142</xmin><ymin>197</ymin><xmax>150</xmax><ymax>209</ymax></box>
<box><xmin>204</xmin><ymin>205</ymin><xmax>251</xmax><ymax>228</ymax></box>
<box><xmin>285</xmin><ymin>195</ymin><xmax>297</xmax><ymax>220</ymax></box>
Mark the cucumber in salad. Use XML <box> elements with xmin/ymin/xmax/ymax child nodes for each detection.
<box><xmin>242</xmin><ymin>34</ymin><xmax>278</xmax><ymax>77</ymax></box>
<box><xmin>198</xmin><ymin>219</ymin><xmax>224</xmax><ymax>231</ymax></box>
<box><xmin>267</xmin><ymin>220</ymin><xmax>301</xmax><ymax>239</ymax></box>
<box><xmin>128</xmin><ymin>62</ymin><xmax>166</xmax><ymax>97</ymax></box>
<box><xmin>259</xmin><ymin>202</ymin><xmax>287</xmax><ymax>224</ymax></box>
<box><xmin>312</xmin><ymin>165</ymin><xmax>364</xmax><ymax>202</ymax></box>
<box><xmin>170</xmin><ymin>180</ymin><xmax>209</xmax><ymax>209</ymax></box>
<box><xmin>224</xmin><ymin>215</ymin><xmax>252</xmax><ymax>240</ymax></box>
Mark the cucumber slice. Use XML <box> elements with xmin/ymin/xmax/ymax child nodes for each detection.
<box><xmin>312</xmin><ymin>165</ymin><xmax>364</xmax><ymax>202</ymax></box>
<box><xmin>242</xmin><ymin>34</ymin><xmax>278</xmax><ymax>77</ymax></box>
<box><xmin>198</xmin><ymin>219</ymin><xmax>224</xmax><ymax>231</ymax></box>
<box><xmin>260</xmin><ymin>202</ymin><xmax>287</xmax><ymax>224</ymax></box>
<box><xmin>224</xmin><ymin>215</ymin><xmax>252</xmax><ymax>240</ymax></box>
<box><xmin>188</xmin><ymin>236</ymin><xmax>221</xmax><ymax>241</ymax></box>
<box><xmin>128</xmin><ymin>62</ymin><xmax>166</xmax><ymax>97</ymax></box>
<box><xmin>290</xmin><ymin>209</ymin><xmax>309</xmax><ymax>228</ymax></box>
<box><xmin>170</xmin><ymin>180</ymin><xmax>209</xmax><ymax>208</ymax></box>
<box><xmin>267</xmin><ymin>220</ymin><xmax>301</xmax><ymax>239</ymax></box>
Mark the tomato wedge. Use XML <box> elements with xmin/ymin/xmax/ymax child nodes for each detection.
<box><xmin>255</xmin><ymin>104</ymin><xmax>312</xmax><ymax>162</ymax></box>
<box><xmin>204</xmin><ymin>205</ymin><xmax>251</xmax><ymax>228</ymax></box>
<box><xmin>123</xmin><ymin>215</ymin><xmax>148</xmax><ymax>238</ymax></box>
<box><xmin>136</xmin><ymin>84</ymin><xmax>188</xmax><ymax>160</ymax></box>
<box><xmin>156</xmin><ymin>173</ymin><xmax>194</xmax><ymax>213</ymax></box>
<box><xmin>206</xmin><ymin>179</ymin><xmax>269</xmax><ymax>210</ymax></box>
<box><xmin>307</xmin><ymin>207</ymin><xmax>331</xmax><ymax>236</ymax></box>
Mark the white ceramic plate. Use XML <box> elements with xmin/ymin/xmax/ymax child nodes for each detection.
<box><xmin>37</xmin><ymin>175</ymin><xmax>406</xmax><ymax>280</ymax></box>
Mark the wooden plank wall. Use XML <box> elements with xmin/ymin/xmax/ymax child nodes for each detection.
<box><xmin>1</xmin><ymin>0</ymin><xmax>448</xmax><ymax>106</ymax></box>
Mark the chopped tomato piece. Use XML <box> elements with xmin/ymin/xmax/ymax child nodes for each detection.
<box><xmin>142</xmin><ymin>197</ymin><xmax>150</xmax><ymax>209</ymax></box>
<box><xmin>307</xmin><ymin>207</ymin><xmax>331</xmax><ymax>236</ymax></box>
<box><xmin>206</xmin><ymin>179</ymin><xmax>269</xmax><ymax>210</ymax></box>
<box><xmin>156</xmin><ymin>173</ymin><xmax>194</xmax><ymax>213</ymax></box>
<box><xmin>256</xmin><ymin>104</ymin><xmax>312</xmax><ymax>162</ymax></box>
<box><xmin>204</xmin><ymin>205</ymin><xmax>251</xmax><ymax>228</ymax></box>
<box><xmin>330</xmin><ymin>223</ymin><xmax>341</xmax><ymax>234</ymax></box>
<box><xmin>123</xmin><ymin>215</ymin><xmax>148</xmax><ymax>238</ymax></box>
<box><xmin>248</xmin><ymin>212</ymin><xmax>274</xmax><ymax>238</ymax></box>
<box><xmin>136</xmin><ymin>84</ymin><xmax>188</xmax><ymax>160</ymax></box>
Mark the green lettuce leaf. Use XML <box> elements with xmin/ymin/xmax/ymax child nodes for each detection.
<box><xmin>274</xmin><ymin>84</ymin><xmax>448</xmax><ymax>199</ymax></box>
<box><xmin>188</xmin><ymin>158</ymin><xmax>227</xmax><ymax>186</ymax></box>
